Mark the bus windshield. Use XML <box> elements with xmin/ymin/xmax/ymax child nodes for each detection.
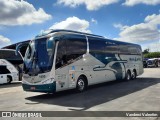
<box><xmin>23</xmin><ymin>37</ymin><xmax>55</xmax><ymax>75</ymax></box>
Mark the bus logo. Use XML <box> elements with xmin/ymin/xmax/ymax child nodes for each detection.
<box><xmin>2</xmin><ymin>112</ymin><xmax>11</xmax><ymax>117</ymax></box>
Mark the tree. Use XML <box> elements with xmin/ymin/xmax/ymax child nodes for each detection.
<box><xmin>143</xmin><ymin>49</ymin><xmax>149</xmax><ymax>54</ymax></box>
<box><xmin>144</xmin><ymin>52</ymin><xmax>160</xmax><ymax>58</ymax></box>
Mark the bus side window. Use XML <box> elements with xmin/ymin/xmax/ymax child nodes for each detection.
<box><xmin>55</xmin><ymin>40</ymin><xmax>67</xmax><ymax>69</ymax></box>
<box><xmin>119</xmin><ymin>45</ymin><xmax>129</xmax><ymax>54</ymax></box>
<box><xmin>0</xmin><ymin>66</ymin><xmax>10</xmax><ymax>74</ymax></box>
<box><xmin>66</xmin><ymin>35</ymin><xmax>87</xmax><ymax>63</ymax></box>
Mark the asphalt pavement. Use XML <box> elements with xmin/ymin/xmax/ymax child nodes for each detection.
<box><xmin>0</xmin><ymin>68</ymin><xmax>159</xmax><ymax>120</ymax></box>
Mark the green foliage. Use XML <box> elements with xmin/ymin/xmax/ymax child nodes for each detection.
<box><xmin>143</xmin><ymin>49</ymin><xmax>149</xmax><ymax>54</ymax></box>
<box><xmin>144</xmin><ymin>52</ymin><xmax>160</xmax><ymax>58</ymax></box>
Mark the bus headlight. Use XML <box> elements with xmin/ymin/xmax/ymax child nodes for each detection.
<box><xmin>42</xmin><ymin>78</ymin><xmax>54</xmax><ymax>84</ymax></box>
<box><xmin>22</xmin><ymin>80</ymin><xmax>28</xmax><ymax>84</ymax></box>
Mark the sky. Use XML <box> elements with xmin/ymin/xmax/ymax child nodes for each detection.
<box><xmin>0</xmin><ymin>0</ymin><xmax>160</xmax><ymax>52</ymax></box>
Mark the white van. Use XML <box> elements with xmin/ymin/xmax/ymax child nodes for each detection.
<box><xmin>0</xmin><ymin>59</ymin><xmax>19</xmax><ymax>84</ymax></box>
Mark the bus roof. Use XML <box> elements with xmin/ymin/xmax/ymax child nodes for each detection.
<box><xmin>0</xmin><ymin>49</ymin><xmax>23</xmax><ymax>64</ymax></box>
<box><xmin>0</xmin><ymin>59</ymin><xmax>11</xmax><ymax>66</ymax></box>
<box><xmin>36</xmin><ymin>29</ymin><xmax>104</xmax><ymax>38</ymax></box>
<box><xmin>102</xmin><ymin>38</ymin><xmax>141</xmax><ymax>47</ymax></box>
<box><xmin>36</xmin><ymin>29</ymin><xmax>141</xmax><ymax>47</ymax></box>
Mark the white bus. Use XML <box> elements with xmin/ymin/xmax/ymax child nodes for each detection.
<box><xmin>16</xmin><ymin>29</ymin><xmax>143</xmax><ymax>93</ymax></box>
<box><xmin>0</xmin><ymin>49</ymin><xmax>24</xmax><ymax>82</ymax></box>
<box><xmin>0</xmin><ymin>59</ymin><xmax>19</xmax><ymax>84</ymax></box>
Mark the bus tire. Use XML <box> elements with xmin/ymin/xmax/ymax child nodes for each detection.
<box><xmin>132</xmin><ymin>70</ymin><xmax>137</xmax><ymax>80</ymax></box>
<box><xmin>76</xmin><ymin>76</ymin><xmax>87</xmax><ymax>92</ymax></box>
<box><xmin>7</xmin><ymin>76</ymin><xmax>12</xmax><ymax>84</ymax></box>
<box><xmin>126</xmin><ymin>70</ymin><xmax>131</xmax><ymax>81</ymax></box>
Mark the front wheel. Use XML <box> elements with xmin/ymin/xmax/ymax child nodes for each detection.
<box><xmin>76</xmin><ymin>77</ymin><xmax>87</xmax><ymax>92</ymax></box>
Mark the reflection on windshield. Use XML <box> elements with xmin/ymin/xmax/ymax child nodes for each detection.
<box><xmin>24</xmin><ymin>37</ymin><xmax>54</xmax><ymax>75</ymax></box>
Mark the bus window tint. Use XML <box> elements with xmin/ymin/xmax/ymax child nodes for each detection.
<box><xmin>0</xmin><ymin>66</ymin><xmax>10</xmax><ymax>74</ymax></box>
<box><xmin>119</xmin><ymin>45</ymin><xmax>129</xmax><ymax>54</ymax></box>
<box><xmin>89</xmin><ymin>39</ymin><xmax>106</xmax><ymax>53</ymax></box>
<box><xmin>88</xmin><ymin>37</ymin><xmax>119</xmax><ymax>54</ymax></box>
<box><xmin>119</xmin><ymin>45</ymin><xmax>142</xmax><ymax>55</ymax></box>
<box><xmin>56</xmin><ymin>40</ymin><xmax>67</xmax><ymax>69</ymax></box>
<box><xmin>66</xmin><ymin>35</ymin><xmax>87</xmax><ymax>63</ymax></box>
<box><xmin>105</xmin><ymin>41</ymin><xmax>119</xmax><ymax>53</ymax></box>
<box><xmin>128</xmin><ymin>46</ymin><xmax>138</xmax><ymax>55</ymax></box>
<box><xmin>137</xmin><ymin>47</ymin><xmax>142</xmax><ymax>55</ymax></box>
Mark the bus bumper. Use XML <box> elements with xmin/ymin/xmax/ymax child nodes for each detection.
<box><xmin>22</xmin><ymin>82</ymin><xmax>56</xmax><ymax>93</ymax></box>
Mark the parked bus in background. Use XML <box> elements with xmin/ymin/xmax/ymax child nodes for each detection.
<box><xmin>0</xmin><ymin>59</ymin><xmax>19</xmax><ymax>84</ymax></box>
<box><xmin>0</xmin><ymin>49</ymin><xmax>23</xmax><ymax>81</ymax></box>
<box><xmin>16</xmin><ymin>29</ymin><xmax>144</xmax><ymax>93</ymax></box>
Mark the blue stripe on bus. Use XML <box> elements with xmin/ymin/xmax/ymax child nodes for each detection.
<box><xmin>90</xmin><ymin>53</ymin><xmax>125</xmax><ymax>80</ymax></box>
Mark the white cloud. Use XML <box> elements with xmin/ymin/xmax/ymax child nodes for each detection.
<box><xmin>113</xmin><ymin>23</ymin><xmax>128</xmax><ymax>31</ymax></box>
<box><xmin>123</xmin><ymin>0</ymin><xmax>160</xmax><ymax>6</ymax></box>
<box><xmin>91</xmin><ymin>18</ymin><xmax>97</xmax><ymax>24</ymax></box>
<box><xmin>0</xmin><ymin>0</ymin><xmax>52</xmax><ymax>26</ymax></box>
<box><xmin>49</xmin><ymin>16</ymin><xmax>91</xmax><ymax>33</ymax></box>
<box><xmin>57</xmin><ymin>0</ymin><xmax>119</xmax><ymax>11</ymax></box>
<box><xmin>0</xmin><ymin>35</ymin><xmax>11</xmax><ymax>48</ymax></box>
<box><xmin>142</xmin><ymin>42</ymin><xmax>160</xmax><ymax>52</ymax></box>
<box><xmin>114</xmin><ymin>14</ymin><xmax>160</xmax><ymax>43</ymax></box>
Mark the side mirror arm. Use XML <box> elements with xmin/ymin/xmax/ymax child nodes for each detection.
<box><xmin>15</xmin><ymin>43</ymin><xmax>28</xmax><ymax>59</ymax></box>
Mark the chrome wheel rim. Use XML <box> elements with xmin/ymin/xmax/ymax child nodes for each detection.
<box><xmin>78</xmin><ymin>79</ymin><xmax>85</xmax><ymax>91</ymax></box>
<box><xmin>127</xmin><ymin>73</ymin><xmax>131</xmax><ymax>80</ymax></box>
<box><xmin>132</xmin><ymin>72</ymin><xmax>136</xmax><ymax>79</ymax></box>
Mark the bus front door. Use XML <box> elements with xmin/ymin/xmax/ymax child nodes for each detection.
<box><xmin>55</xmin><ymin>66</ymin><xmax>69</xmax><ymax>91</ymax></box>
<box><xmin>55</xmin><ymin>40</ymin><xmax>69</xmax><ymax>91</ymax></box>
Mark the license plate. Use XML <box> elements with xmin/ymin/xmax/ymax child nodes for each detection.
<box><xmin>30</xmin><ymin>87</ymin><xmax>36</xmax><ymax>90</ymax></box>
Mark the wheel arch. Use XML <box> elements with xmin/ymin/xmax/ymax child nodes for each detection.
<box><xmin>77</xmin><ymin>74</ymin><xmax>88</xmax><ymax>86</ymax></box>
<box><xmin>7</xmin><ymin>75</ymin><xmax>12</xmax><ymax>81</ymax></box>
<box><xmin>127</xmin><ymin>69</ymin><xmax>131</xmax><ymax>74</ymax></box>
<box><xmin>133</xmin><ymin>69</ymin><xmax>137</xmax><ymax>76</ymax></box>
<box><xmin>7</xmin><ymin>75</ymin><xmax>12</xmax><ymax>83</ymax></box>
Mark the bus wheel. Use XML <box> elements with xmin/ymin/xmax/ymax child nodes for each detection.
<box><xmin>132</xmin><ymin>70</ymin><xmax>137</xmax><ymax>80</ymax></box>
<box><xmin>76</xmin><ymin>77</ymin><xmax>87</xmax><ymax>92</ymax></box>
<box><xmin>7</xmin><ymin>76</ymin><xmax>12</xmax><ymax>84</ymax></box>
<box><xmin>126</xmin><ymin>70</ymin><xmax>131</xmax><ymax>81</ymax></box>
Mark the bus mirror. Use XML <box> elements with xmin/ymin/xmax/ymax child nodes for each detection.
<box><xmin>15</xmin><ymin>43</ymin><xmax>22</xmax><ymax>56</ymax></box>
<box><xmin>15</xmin><ymin>43</ymin><xmax>28</xmax><ymax>58</ymax></box>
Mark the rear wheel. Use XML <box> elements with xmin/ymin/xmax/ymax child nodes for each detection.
<box><xmin>7</xmin><ymin>76</ymin><xmax>12</xmax><ymax>84</ymax></box>
<box><xmin>76</xmin><ymin>77</ymin><xmax>87</xmax><ymax>92</ymax></box>
<box><xmin>132</xmin><ymin>70</ymin><xmax>137</xmax><ymax>80</ymax></box>
<box><xmin>126</xmin><ymin>70</ymin><xmax>131</xmax><ymax>81</ymax></box>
